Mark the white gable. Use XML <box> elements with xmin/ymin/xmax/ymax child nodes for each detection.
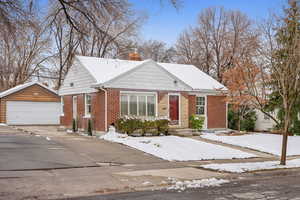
<box><xmin>76</xmin><ymin>56</ymin><xmax>147</xmax><ymax>84</ymax></box>
<box><xmin>105</xmin><ymin>61</ymin><xmax>191</xmax><ymax>91</ymax></box>
<box><xmin>58</xmin><ymin>59</ymin><xmax>97</xmax><ymax>95</ymax></box>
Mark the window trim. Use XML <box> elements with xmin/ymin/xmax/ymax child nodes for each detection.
<box><xmin>196</xmin><ymin>96</ymin><xmax>206</xmax><ymax>115</ymax></box>
<box><xmin>84</xmin><ymin>94</ymin><xmax>92</xmax><ymax>118</ymax></box>
<box><xmin>120</xmin><ymin>91</ymin><xmax>158</xmax><ymax>117</ymax></box>
<box><xmin>195</xmin><ymin>94</ymin><xmax>207</xmax><ymax>129</ymax></box>
<box><xmin>61</xmin><ymin>97</ymin><xmax>64</xmax><ymax>116</ymax></box>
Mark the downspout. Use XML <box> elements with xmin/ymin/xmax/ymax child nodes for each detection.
<box><xmin>99</xmin><ymin>87</ymin><xmax>108</xmax><ymax>132</ymax></box>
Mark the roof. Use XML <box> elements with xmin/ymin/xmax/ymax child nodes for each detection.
<box><xmin>76</xmin><ymin>56</ymin><xmax>226</xmax><ymax>91</ymax></box>
<box><xmin>0</xmin><ymin>82</ymin><xmax>57</xmax><ymax>98</ymax></box>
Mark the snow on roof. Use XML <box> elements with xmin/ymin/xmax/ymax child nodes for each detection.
<box><xmin>158</xmin><ymin>62</ymin><xmax>226</xmax><ymax>91</ymax></box>
<box><xmin>0</xmin><ymin>82</ymin><xmax>57</xmax><ymax>98</ymax></box>
<box><xmin>76</xmin><ymin>56</ymin><xmax>149</xmax><ymax>84</ymax></box>
<box><xmin>75</xmin><ymin>55</ymin><xmax>226</xmax><ymax>91</ymax></box>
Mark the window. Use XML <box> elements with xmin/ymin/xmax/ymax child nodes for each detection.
<box><xmin>61</xmin><ymin>97</ymin><xmax>64</xmax><ymax>116</ymax></box>
<box><xmin>120</xmin><ymin>93</ymin><xmax>156</xmax><ymax>117</ymax></box>
<box><xmin>196</xmin><ymin>96</ymin><xmax>205</xmax><ymax>115</ymax></box>
<box><xmin>85</xmin><ymin>94</ymin><xmax>92</xmax><ymax>116</ymax></box>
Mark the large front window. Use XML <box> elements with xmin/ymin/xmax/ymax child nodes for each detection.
<box><xmin>120</xmin><ymin>93</ymin><xmax>156</xmax><ymax>117</ymax></box>
<box><xmin>196</xmin><ymin>96</ymin><xmax>205</xmax><ymax>115</ymax></box>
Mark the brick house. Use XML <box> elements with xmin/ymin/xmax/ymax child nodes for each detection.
<box><xmin>59</xmin><ymin>55</ymin><xmax>228</xmax><ymax>132</ymax></box>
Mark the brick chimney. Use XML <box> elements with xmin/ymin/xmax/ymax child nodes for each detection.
<box><xmin>128</xmin><ymin>48</ymin><xmax>141</xmax><ymax>61</ymax></box>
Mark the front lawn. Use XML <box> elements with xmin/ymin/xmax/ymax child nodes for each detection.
<box><xmin>101</xmin><ymin>132</ymin><xmax>255</xmax><ymax>161</ymax></box>
<box><xmin>202</xmin><ymin>133</ymin><xmax>300</xmax><ymax>156</ymax></box>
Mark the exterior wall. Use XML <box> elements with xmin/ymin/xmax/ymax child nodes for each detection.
<box><xmin>58</xmin><ymin>59</ymin><xmax>97</xmax><ymax>96</ymax></box>
<box><xmin>60</xmin><ymin>91</ymin><xmax>106</xmax><ymax>132</ymax></box>
<box><xmin>60</xmin><ymin>88</ymin><xmax>227</xmax><ymax>132</ymax></box>
<box><xmin>105</xmin><ymin>62</ymin><xmax>191</xmax><ymax>91</ymax></box>
<box><xmin>158</xmin><ymin>92</ymin><xmax>168</xmax><ymax>117</ymax></box>
<box><xmin>0</xmin><ymin>84</ymin><xmax>60</xmax><ymax>123</ymax></box>
<box><xmin>158</xmin><ymin>91</ymin><xmax>189</xmax><ymax>128</ymax></box>
<box><xmin>255</xmin><ymin>109</ymin><xmax>276</xmax><ymax>131</ymax></box>
<box><xmin>188</xmin><ymin>95</ymin><xmax>196</xmax><ymax>119</ymax></box>
<box><xmin>207</xmin><ymin>95</ymin><xmax>227</xmax><ymax>129</ymax></box>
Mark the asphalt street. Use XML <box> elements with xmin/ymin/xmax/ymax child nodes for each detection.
<box><xmin>58</xmin><ymin>169</ymin><xmax>300</xmax><ymax>200</ymax></box>
<box><xmin>0</xmin><ymin>134</ymin><xmax>96</xmax><ymax>170</ymax></box>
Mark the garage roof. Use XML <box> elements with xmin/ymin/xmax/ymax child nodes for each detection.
<box><xmin>0</xmin><ymin>82</ymin><xmax>57</xmax><ymax>98</ymax></box>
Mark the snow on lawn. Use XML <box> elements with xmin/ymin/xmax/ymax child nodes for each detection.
<box><xmin>202</xmin><ymin>133</ymin><xmax>300</xmax><ymax>156</ymax></box>
<box><xmin>101</xmin><ymin>131</ymin><xmax>255</xmax><ymax>161</ymax></box>
<box><xmin>167</xmin><ymin>177</ymin><xmax>229</xmax><ymax>191</ymax></box>
<box><xmin>201</xmin><ymin>159</ymin><xmax>300</xmax><ymax>173</ymax></box>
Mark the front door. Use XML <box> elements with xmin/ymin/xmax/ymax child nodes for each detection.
<box><xmin>169</xmin><ymin>95</ymin><xmax>179</xmax><ymax>125</ymax></box>
<box><xmin>73</xmin><ymin>96</ymin><xmax>77</xmax><ymax>119</ymax></box>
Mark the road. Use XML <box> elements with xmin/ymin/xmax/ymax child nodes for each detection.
<box><xmin>59</xmin><ymin>169</ymin><xmax>300</xmax><ymax>200</ymax></box>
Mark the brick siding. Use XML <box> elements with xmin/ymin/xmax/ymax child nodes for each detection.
<box><xmin>207</xmin><ymin>95</ymin><xmax>227</xmax><ymax>128</ymax></box>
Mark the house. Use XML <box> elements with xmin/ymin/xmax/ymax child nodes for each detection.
<box><xmin>58</xmin><ymin>55</ymin><xmax>228</xmax><ymax>132</ymax></box>
<box><xmin>0</xmin><ymin>82</ymin><xmax>61</xmax><ymax>125</ymax></box>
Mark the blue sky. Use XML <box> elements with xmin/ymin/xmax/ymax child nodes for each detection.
<box><xmin>38</xmin><ymin>0</ymin><xmax>286</xmax><ymax>46</ymax></box>
<box><xmin>129</xmin><ymin>0</ymin><xmax>286</xmax><ymax>46</ymax></box>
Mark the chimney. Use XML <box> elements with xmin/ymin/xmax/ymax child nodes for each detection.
<box><xmin>128</xmin><ymin>48</ymin><xmax>141</xmax><ymax>61</ymax></box>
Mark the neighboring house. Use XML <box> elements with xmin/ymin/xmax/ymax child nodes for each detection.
<box><xmin>0</xmin><ymin>82</ymin><xmax>61</xmax><ymax>125</ymax></box>
<box><xmin>59</xmin><ymin>55</ymin><xmax>228</xmax><ymax>132</ymax></box>
<box><xmin>255</xmin><ymin>109</ymin><xmax>277</xmax><ymax>131</ymax></box>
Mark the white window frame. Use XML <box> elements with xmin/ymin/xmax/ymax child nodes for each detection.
<box><xmin>120</xmin><ymin>91</ymin><xmax>158</xmax><ymax>117</ymax></box>
<box><xmin>61</xmin><ymin>97</ymin><xmax>64</xmax><ymax>116</ymax></box>
<box><xmin>195</xmin><ymin>95</ymin><xmax>207</xmax><ymax>129</ymax></box>
<box><xmin>84</xmin><ymin>94</ymin><xmax>92</xmax><ymax>118</ymax></box>
<box><xmin>196</xmin><ymin>96</ymin><xmax>206</xmax><ymax>115</ymax></box>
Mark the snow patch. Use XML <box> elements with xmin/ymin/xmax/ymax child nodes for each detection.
<box><xmin>202</xmin><ymin>133</ymin><xmax>300</xmax><ymax>156</ymax></box>
<box><xmin>167</xmin><ymin>178</ymin><xmax>229</xmax><ymax>191</ymax></box>
<box><xmin>46</xmin><ymin>137</ymin><xmax>51</xmax><ymax>141</ymax></box>
<box><xmin>100</xmin><ymin>130</ymin><xmax>255</xmax><ymax>161</ymax></box>
<box><xmin>0</xmin><ymin>123</ymin><xmax>7</xmax><ymax>126</ymax></box>
<box><xmin>201</xmin><ymin>159</ymin><xmax>300</xmax><ymax>173</ymax></box>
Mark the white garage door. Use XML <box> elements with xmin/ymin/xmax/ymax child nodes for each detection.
<box><xmin>6</xmin><ymin>101</ymin><xmax>60</xmax><ymax>125</ymax></box>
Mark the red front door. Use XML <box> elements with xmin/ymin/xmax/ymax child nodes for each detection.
<box><xmin>169</xmin><ymin>95</ymin><xmax>179</xmax><ymax>125</ymax></box>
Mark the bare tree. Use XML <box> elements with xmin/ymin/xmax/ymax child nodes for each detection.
<box><xmin>270</xmin><ymin>1</ymin><xmax>300</xmax><ymax>165</ymax></box>
<box><xmin>175</xmin><ymin>7</ymin><xmax>258</xmax><ymax>83</ymax></box>
<box><xmin>0</xmin><ymin>5</ymin><xmax>49</xmax><ymax>91</ymax></box>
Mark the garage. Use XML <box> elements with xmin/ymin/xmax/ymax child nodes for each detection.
<box><xmin>0</xmin><ymin>82</ymin><xmax>61</xmax><ymax>125</ymax></box>
<box><xmin>6</xmin><ymin>101</ymin><xmax>60</xmax><ymax>125</ymax></box>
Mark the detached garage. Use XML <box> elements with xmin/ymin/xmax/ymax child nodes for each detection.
<box><xmin>0</xmin><ymin>82</ymin><xmax>61</xmax><ymax>125</ymax></box>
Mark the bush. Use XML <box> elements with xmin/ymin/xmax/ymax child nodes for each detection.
<box><xmin>240</xmin><ymin>110</ymin><xmax>257</xmax><ymax>131</ymax></box>
<box><xmin>189</xmin><ymin>115</ymin><xmax>205</xmax><ymax>131</ymax></box>
<box><xmin>115</xmin><ymin>116</ymin><xmax>169</xmax><ymax>136</ymax></box>
<box><xmin>87</xmin><ymin>119</ymin><xmax>92</xmax><ymax>136</ymax></box>
<box><xmin>72</xmin><ymin>119</ymin><xmax>77</xmax><ymax>132</ymax></box>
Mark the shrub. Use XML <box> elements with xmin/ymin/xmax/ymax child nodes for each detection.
<box><xmin>156</xmin><ymin>119</ymin><xmax>169</xmax><ymax>134</ymax></box>
<box><xmin>72</xmin><ymin>119</ymin><xmax>77</xmax><ymax>132</ymax></box>
<box><xmin>87</xmin><ymin>119</ymin><xmax>92</xmax><ymax>136</ymax></box>
<box><xmin>115</xmin><ymin>116</ymin><xmax>169</xmax><ymax>136</ymax></box>
<box><xmin>240</xmin><ymin>110</ymin><xmax>257</xmax><ymax>131</ymax></box>
<box><xmin>189</xmin><ymin>115</ymin><xmax>205</xmax><ymax>131</ymax></box>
